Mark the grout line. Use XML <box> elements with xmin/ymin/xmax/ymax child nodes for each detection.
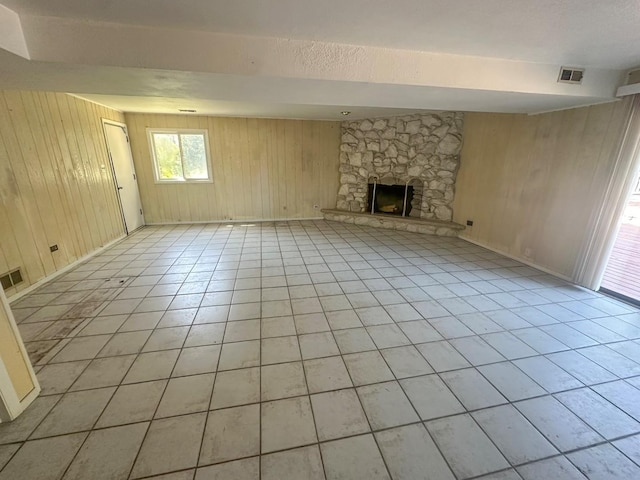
<box><xmin>288</xmin><ymin>256</ymin><xmax>329</xmax><ymax>480</ymax></box>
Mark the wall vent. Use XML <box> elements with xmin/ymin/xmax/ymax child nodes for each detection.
<box><xmin>558</xmin><ymin>67</ymin><xmax>585</xmax><ymax>84</ymax></box>
<box><xmin>0</xmin><ymin>268</ymin><xmax>23</xmax><ymax>290</ymax></box>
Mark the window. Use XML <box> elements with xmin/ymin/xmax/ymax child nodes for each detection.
<box><xmin>147</xmin><ymin>129</ymin><xmax>212</xmax><ymax>183</ymax></box>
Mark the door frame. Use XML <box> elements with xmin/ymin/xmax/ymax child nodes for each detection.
<box><xmin>102</xmin><ymin>119</ymin><xmax>143</xmax><ymax>234</ymax></box>
<box><xmin>0</xmin><ymin>289</ymin><xmax>40</xmax><ymax>422</ymax></box>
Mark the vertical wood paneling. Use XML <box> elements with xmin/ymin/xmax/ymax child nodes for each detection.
<box><xmin>454</xmin><ymin>98</ymin><xmax>634</xmax><ymax>280</ymax></box>
<box><xmin>0</xmin><ymin>90</ymin><xmax>125</xmax><ymax>297</ymax></box>
<box><xmin>125</xmin><ymin>113</ymin><xmax>340</xmax><ymax>223</ymax></box>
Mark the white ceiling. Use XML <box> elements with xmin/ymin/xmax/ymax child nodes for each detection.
<box><xmin>0</xmin><ymin>1</ymin><xmax>638</xmax><ymax>117</ymax></box>
<box><xmin>4</xmin><ymin>0</ymin><xmax>640</xmax><ymax>68</ymax></box>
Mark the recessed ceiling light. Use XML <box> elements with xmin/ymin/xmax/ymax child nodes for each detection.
<box><xmin>179</xmin><ymin>109</ymin><xmax>196</xmax><ymax>113</ymax></box>
<box><xmin>341</xmin><ymin>111</ymin><xmax>351</xmax><ymax>116</ymax></box>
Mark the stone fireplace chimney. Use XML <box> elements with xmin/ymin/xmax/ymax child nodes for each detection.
<box><xmin>336</xmin><ymin>112</ymin><xmax>463</xmax><ymax>222</ymax></box>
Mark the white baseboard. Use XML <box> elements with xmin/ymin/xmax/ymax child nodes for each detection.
<box><xmin>8</xmin><ymin>234</ymin><xmax>127</xmax><ymax>303</ymax></box>
<box><xmin>145</xmin><ymin>217</ymin><xmax>324</xmax><ymax>226</ymax></box>
<box><xmin>458</xmin><ymin>235</ymin><xmax>574</xmax><ymax>284</ymax></box>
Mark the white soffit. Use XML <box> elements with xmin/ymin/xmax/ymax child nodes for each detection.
<box><xmin>0</xmin><ymin>50</ymin><xmax>618</xmax><ymax>117</ymax></box>
<box><xmin>0</xmin><ymin>4</ymin><xmax>27</xmax><ymax>58</ymax></box>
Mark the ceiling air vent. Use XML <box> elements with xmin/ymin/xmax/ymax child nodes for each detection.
<box><xmin>0</xmin><ymin>268</ymin><xmax>23</xmax><ymax>290</ymax></box>
<box><xmin>558</xmin><ymin>67</ymin><xmax>584</xmax><ymax>84</ymax></box>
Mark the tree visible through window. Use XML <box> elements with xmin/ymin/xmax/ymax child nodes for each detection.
<box><xmin>148</xmin><ymin>129</ymin><xmax>211</xmax><ymax>182</ymax></box>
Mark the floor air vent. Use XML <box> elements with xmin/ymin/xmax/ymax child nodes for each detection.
<box><xmin>0</xmin><ymin>269</ymin><xmax>23</xmax><ymax>290</ymax></box>
<box><xmin>558</xmin><ymin>67</ymin><xmax>584</xmax><ymax>84</ymax></box>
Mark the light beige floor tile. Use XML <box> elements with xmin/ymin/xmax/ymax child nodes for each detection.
<box><xmin>36</xmin><ymin>361</ymin><xmax>90</xmax><ymax>395</ymax></box>
<box><xmin>142</xmin><ymin>326</ymin><xmax>190</xmax><ymax>352</ymax></box>
<box><xmin>218</xmin><ymin>340</ymin><xmax>260</xmax><ymax>370</ymax></box>
<box><xmin>261</xmin><ymin>445</ymin><xmax>324</xmax><ymax>480</ymax></box>
<box><xmin>96</xmin><ymin>380</ymin><xmax>166</xmax><ymax>428</ymax></box>
<box><xmin>0</xmin><ymin>396</ymin><xmax>60</xmax><ymax>444</ymax></box>
<box><xmin>64</xmin><ymin>423</ymin><xmax>148</xmax><ymax>480</ymax></box>
<box><xmin>0</xmin><ymin>433</ymin><xmax>87</xmax><ymax>480</ymax></box>
<box><xmin>400</xmin><ymin>375</ymin><xmax>465</xmax><ymax>420</ymax></box>
<box><xmin>261</xmin><ymin>316</ymin><xmax>296</xmax><ymax>338</ymax></box>
<box><xmin>426</xmin><ymin>414</ymin><xmax>510</xmax><ymax>479</ymax></box>
<box><xmin>184</xmin><ymin>323</ymin><xmax>225</xmax><ymax>347</ymax></box>
<box><xmin>173</xmin><ymin>345</ymin><xmax>221</xmax><ymax>376</ymax></box>
<box><xmin>69</xmin><ymin>355</ymin><xmax>136</xmax><ymax>390</ymax></box>
<box><xmin>261</xmin><ymin>396</ymin><xmax>317</xmax><ymax>453</ymax></box>
<box><xmin>32</xmin><ymin>387</ymin><xmax>115</xmax><ymax>438</ymax></box>
<box><xmin>200</xmin><ymin>405</ymin><xmax>260</xmax><ymax>465</ymax></box>
<box><xmin>321</xmin><ymin>434</ymin><xmax>390</xmax><ymax>480</ymax></box>
<box><xmin>131</xmin><ymin>413</ymin><xmax>206</xmax><ymax>479</ymax></box>
<box><xmin>311</xmin><ymin>389</ymin><xmax>370</xmax><ymax>441</ymax></box>
<box><xmin>196</xmin><ymin>457</ymin><xmax>259</xmax><ymax>480</ymax></box>
<box><xmin>380</xmin><ymin>346</ymin><xmax>433</xmax><ymax>378</ymax></box>
<box><xmin>343</xmin><ymin>351</ymin><xmax>394</xmax><ymax>386</ymax></box>
<box><xmin>304</xmin><ymin>356</ymin><xmax>353</xmax><ymax>393</ymax></box>
<box><xmin>261</xmin><ymin>362</ymin><xmax>307</xmax><ymax>401</ymax></box>
<box><xmin>156</xmin><ymin>373</ymin><xmax>215</xmax><ymax>418</ymax></box>
<box><xmin>299</xmin><ymin>332</ymin><xmax>340</xmax><ymax>359</ymax></box>
<box><xmin>123</xmin><ymin>349</ymin><xmax>180</xmax><ymax>383</ymax></box>
<box><xmin>97</xmin><ymin>330</ymin><xmax>152</xmax><ymax>357</ymax></box>
<box><xmin>211</xmin><ymin>367</ymin><xmax>260</xmax><ymax>409</ymax></box>
<box><xmin>261</xmin><ymin>336</ymin><xmax>301</xmax><ymax>364</ymax></box>
<box><xmin>357</xmin><ymin>381</ymin><xmax>419</xmax><ymax>430</ymax></box>
<box><xmin>224</xmin><ymin>320</ymin><xmax>260</xmax><ymax>342</ymax></box>
<box><xmin>51</xmin><ymin>335</ymin><xmax>112</xmax><ymax>363</ymax></box>
<box><xmin>376</xmin><ymin>424</ymin><xmax>455</xmax><ymax>480</ymax></box>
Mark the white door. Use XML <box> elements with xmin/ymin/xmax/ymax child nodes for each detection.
<box><xmin>104</xmin><ymin>121</ymin><xmax>144</xmax><ymax>233</ymax></box>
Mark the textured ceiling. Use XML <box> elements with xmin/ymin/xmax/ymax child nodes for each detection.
<box><xmin>4</xmin><ymin>0</ymin><xmax>640</xmax><ymax>68</ymax></box>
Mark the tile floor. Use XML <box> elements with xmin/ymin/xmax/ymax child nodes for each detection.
<box><xmin>1</xmin><ymin>220</ymin><xmax>640</xmax><ymax>479</ymax></box>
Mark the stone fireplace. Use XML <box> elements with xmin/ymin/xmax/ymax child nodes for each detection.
<box><xmin>324</xmin><ymin>112</ymin><xmax>466</xmax><ymax>236</ymax></box>
<box><xmin>335</xmin><ymin>112</ymin><xmax>463</xmax><ymax>221</ymax></box>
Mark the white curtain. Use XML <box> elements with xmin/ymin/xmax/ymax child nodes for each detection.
<box><xmin>574</xmin><ymin>94</ymin><xmax>640</xmax><ymax>289</ymax></box>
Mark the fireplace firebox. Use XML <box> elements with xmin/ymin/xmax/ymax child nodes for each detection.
<box><xmin>367</xmin><ymin>183</ymin><xmax>414</xmax><ymax>216</ymax></box>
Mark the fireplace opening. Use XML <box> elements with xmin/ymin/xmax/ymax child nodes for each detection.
<box><xmin>367</xmin><ymin>183</ymin><xmax>414</xmax><ymax>216</ymax></box>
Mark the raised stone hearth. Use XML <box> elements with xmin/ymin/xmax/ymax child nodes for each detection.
<box><xmin>322</xmin><ymin>209</ymin><xmax>465</xmax><ymax>237</ymax></box>
<box><xmin>337</xmin><ymin>112</ymin><xmax>464</xmax><ymax>222</ymax></box>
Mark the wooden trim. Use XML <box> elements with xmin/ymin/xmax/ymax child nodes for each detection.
<box><xmin>458</xmin><ymin>235</ymin><xmax>574</xmax><ymax>283</ymax></box>
<box><xmin>101</xmin><ymin>119</ymin><xmax>129</xmax><ymax>235</ymax></box>
<box><xmin>7</xmin><ymin>233</ymin><xmax>126</xmax><ymax>303</ymax></box>
<box><xmin>145</xmin><ymin>217</ymin><xmax>324</xmax><ymax>226</ymax></box>
<box><xmin>0</xmin><ymin>288</ymin><xmax>40</xmax><ymax>421</ymax></box>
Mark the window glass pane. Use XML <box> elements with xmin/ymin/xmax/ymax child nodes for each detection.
<box><xmin>180</xmin><ymin>134</ymin><xmax>208</xmax><ymax>179</ymax></box>
<box><xmin>153</xmin><ymin>133</ymin><xmax>183</xmax><ymax>180</ymax></box>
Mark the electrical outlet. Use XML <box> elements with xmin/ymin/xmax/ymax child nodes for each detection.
<box><xmin>313</xmin><ymin>204</ymin><xmax>320</xmax><ymax>209</ymax></box>
<box><xmin>50</xmin><ymin>244</ymin><xmax>59</xmax><ymax>252</ymax></box>
<box><xmin>524</xmin><ymin>247</ymin><xmax>533</xmax><ymax>257</ymax></box>
<box><xmin>466</xmin><ymin>220</ymin><xmax>473</xmax><ymax>226</ymax></box>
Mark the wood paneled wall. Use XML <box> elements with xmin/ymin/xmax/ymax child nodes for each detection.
<box><xmin>0</xmin><ymin>91</ymin><xmax>126</xmax><ymax>297</ymax></box>
<box><xmin>125</xmin><ymin>114</ymin><xmax>340</xmax><ymax>223</ymax></box>
<box><xmin>454</xmin><ymin>98</ymin><xmax>634</xmax><ymax>280</ymax></box>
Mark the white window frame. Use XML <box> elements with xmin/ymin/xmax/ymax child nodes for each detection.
<box><xmin>147</xmin><ymin>128</ymin><xmax>213</xmax><ymax>184</ymax></box>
